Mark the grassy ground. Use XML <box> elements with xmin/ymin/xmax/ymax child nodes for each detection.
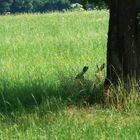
<box><xmin>0</xmin><ymin>11</ymin><xmax>107</xmax><ymax>109</ymax></box>
<box><xmin>0</xmin><ymin>11</ymin><xmax>140</xmax><ymax>140</ymax></box>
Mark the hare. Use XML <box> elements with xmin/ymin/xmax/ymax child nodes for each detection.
<box><xmin>75</xmin><ymin>64</ymin><xmax>105</xmax><ymax>103</ymax></box>
<box><xmin>95</xmin><ymin>63</ymin><xmax>105</xmax><ymax>81</ymax></box>
<box><xmin>75</xmin><ymin>63</ymin><xmax>105</xmax><ymax>87</ymax></box>
<box><xmin>75</xmin><ymin>66</ymin><xmax>95</xmax><ymax>94</ymax></box>
<box><xmin>75</xmin><ymin>66</ymin><xmax>89</xmax><ymax>86</ymax></box>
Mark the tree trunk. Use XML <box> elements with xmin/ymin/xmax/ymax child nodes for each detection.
<box><xmin>104</xmin><ymin>0</ymin><xmax>140</xmax><ymax>88</ymax></box>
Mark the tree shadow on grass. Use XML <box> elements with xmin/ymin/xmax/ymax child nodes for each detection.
<box><xmin>58</xmin><ymin>76</ymin><xmax>104</xmax><ymax>105</ymax></box>
<box><xmin>0</xmin><ymin>76</ymin><xmax>104</xmax><ymax>113</ymax></box>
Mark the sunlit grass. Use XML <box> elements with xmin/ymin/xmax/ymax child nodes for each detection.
<box><xmin>0</xmin><ymin>106</ymin><xmax>140</xmax><ymax>140</ymax></box>
<box><xmin>0</xmin><ymin>11</ymin><xmax>108</xmax><ymax>109</ymax></box>
<box><xmin>0</xmin><ymin>11</ymin><xmax>140</xmax><ymax>140</ymax></box>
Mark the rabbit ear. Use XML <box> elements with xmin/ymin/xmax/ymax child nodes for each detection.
<box><xmin>99</xmin><ymin>63</ymin><xmax>105</xmax><ymax>71</ymax></box>
<box><xmin>95</xmin><ymin>63</ymin><xmax>105</xmax><ymax>81</ymax></box>
<box><xmin>75</xmin><ymin>66</ymin><xmax>88</xmax><ymax>80</ymax></box>
<box><xmin>83</xmin><ymin>66</ymin><xmax>89</xmax><ymax>73</ymax></box>
<box><xmin>96</xmin><ymin>63</ymin><xmax>105</xmax><ymax>73</ymax></box>
<box><xmin>96</xmin><ymin>65</ymin><xmax>100</xmax><ymax>73</ymax></box>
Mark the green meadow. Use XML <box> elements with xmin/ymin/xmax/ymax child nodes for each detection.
<box><xmin>0</xmin><ymin>11</ymin><xmax>140</xmax><ymax>140</ymax></box>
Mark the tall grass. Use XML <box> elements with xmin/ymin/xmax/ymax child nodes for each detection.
<box><xmin>0</xmin><ymin>11</ymin><xmax>108</xmax><ymax>110</ymax></box>
<box><xmin>0</xmin><ymin>11</ymin><xmax>140</xmax><ymax>140</ymax></box>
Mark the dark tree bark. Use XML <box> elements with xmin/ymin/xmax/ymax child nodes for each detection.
<box><xmin>104</xmin><ymin>0</ymin><xmax>140</xmax><ymax>88</ymax></box>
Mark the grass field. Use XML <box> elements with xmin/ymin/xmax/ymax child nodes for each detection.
<box><xmin>0</xmin><ymin>11</ymin><xmax>140</xmax><ymax>140</ymax></box>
